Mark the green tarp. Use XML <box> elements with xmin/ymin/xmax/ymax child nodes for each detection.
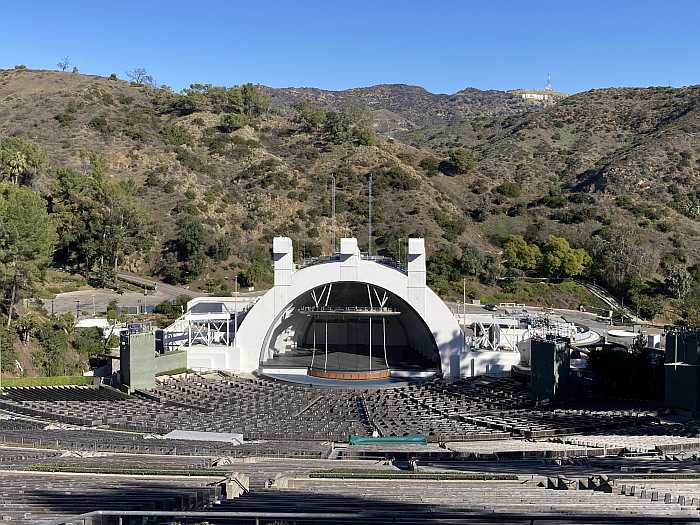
<box><xmin>349</xmin><ymin>434</ymin><xmax>427</xmax><ymax>446</ymax></box>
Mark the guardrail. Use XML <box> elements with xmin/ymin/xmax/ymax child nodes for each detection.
<box><xmin>45</xmin><ymin>510</ymin><xmax>700</xmax><ymax>525</ymax></box>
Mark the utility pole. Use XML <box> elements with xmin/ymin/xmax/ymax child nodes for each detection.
<box><xmin>368</xmin><ymin>173</ymin><xmax>373</xmax><ymax>256</ymax></box>
<box><xmin>462</xmin><ymin>278</ymin><xmax>466</xmax><ymax>351</ymax></box>
<box><xmin>234</xmin><ymin>277</ymin><xmax>238</xmax><ymax>340</ymax></box>
<box><xmin>463</xmin><ymin>277</ymin><xmax>466</xmax><ymax>317</ymax></box>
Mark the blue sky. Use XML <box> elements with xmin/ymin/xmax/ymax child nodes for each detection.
<box><xmin>1</xmin><ymin>1</ymin><xmax>698</xmax><ymax>94</ymax></box>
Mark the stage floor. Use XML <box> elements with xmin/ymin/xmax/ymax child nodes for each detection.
<box><xmin>261</xmin><ymin>346</ymin><xmax>437</xmax><ymax>373</ymax></box>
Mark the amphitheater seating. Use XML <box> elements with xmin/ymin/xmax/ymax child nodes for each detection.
<box><xmin>0</xmin><ymin>376</ymin><xmax>682</xmax><ymax>450</ymax></box>
<box><xmin>0</xmin><ymin>472</ymin><xmax>219</xmax><ymax>525</ymax></box>
<box><xmin>208</xmin><ymin>478</ymin><xmax>699</xmax><ymax>521</ymax></box>
<box><xmin>0</xmin><ymin>427</ymin><xmax>327</xmax><ymax>457</ymax></box>
<box><xmin>445</xmin><ymin>439</ymin><xmax>598</xmax><ymax>458</ymax></box>
<box><xmin>461</xmin><ymin>409</ymin><xmax>657</xmax><ymax>438</ymax></box>
<box><xmin>552</xmin><ymin>423</ymin><xmax>700</xmax><ymax>454</ymax></box>
<box><xmin>6</xmin><ymin>376</ymin><xmax>700</xmax><ymax>524</ymax></box>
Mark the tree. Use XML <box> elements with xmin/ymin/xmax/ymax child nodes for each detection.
<box><xmin>460</xmin><ymin>243</ymin><xmax>485</xmax><ymax>277</ymax></box>
<box><xmin>502</xmin><ymin>235</ymin><xmax>542</xmax><ymax>271</ymax></box>
<box><xmin>57</xmin><ymin>56</ymin><xmax>70</xmax><ymax>71</ymax></box>
<box><xmin>0</xmin><ymin>184</ymin><xmax>57</xmax><ymax>327</ymax></box>
<box><xmin>51</xmin><ymin>162</ymin><xmax>154</xmax><ymax>287</ymax></box>
<box><xmin>176</xmin><ymin>215</ymin><xmax>207</xmax><ymax>282</ymax></box>
<box><xmin>33</xmin><ymin>317</ymin><xmax>71</xmax><ymax>376</ymax></box>
<box><xmin>665</xmin><ymin>264</ymin><xmax>692</xmax><ymax>299</ymax></box>
<box><xmin>73</xmin><ymin>327</ymin><xmax>105</xmax><ymax>359</ymax></box>
<box><xmin>541</xmin><ymin>235</ymin><xmax>591</xmax><ymax>277</ymax></box>
<box><xmin>295</xmin><ymin>100</ymin><xmax>327</xmax><ymax>131</ymax></box>
<box><xmin>439</xmin><ymin>149</ymin><xmax>476</xmax><ymax>175</ymax></box>
<box><xmin>126</xmin><ymin>67</ymin><xmax>154</xmax><ymax>86</ymax></box>
<box><xmin>0</xmin><ymin>326</ymin><xmax>18</xmax><ymax>373</ymax></box>
<box><xmin>14</xmin><ymin>314</ymin><xmax>37</xmax><ymax>344</ymax></box>
<box><xmin>159</xmin><ymin>252</ymin><xmax>183</xmax><ymax>284</ymax></box>
<box><xmin>324</xmin><ymin>106</ymin><xmax>376</xmax><ymax>145</ymax></box>
<box><xmin>0</xmin><ymin>137</ymin><xmax>48</xmax><ymax>185</ymax></box>
<box><xmin>587</xmin><ymin>226</ymin><xmax>658</xmax><ymax>294</ymax></box>
<box><xmin>629</xmin><ymin>291</ymin><xmax>663</xmax><ymax>321</ymax></box>
<box><xmin>240</xmin><ymin>83</ymin><xmax>270</xmax><ymax>116</ymax></box>
<box><xmin>683</xmin><ymin>298</ymin><xmax>700</xmax><ymax>326</ymax></box>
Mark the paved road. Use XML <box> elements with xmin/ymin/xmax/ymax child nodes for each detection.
<box><xmin>116</xmin><ymin>272</ymin><xmax>205</xmax><ymax>299</ymax></box>
<box><xmin>43</xmin><ymin>288</ymin><xmax>174</xmax><ymax>317</ymax></box>
<box><xmin>44</xmin><ymin>273</ymin><xmax>266</xmax><ymax>317</ymax></box>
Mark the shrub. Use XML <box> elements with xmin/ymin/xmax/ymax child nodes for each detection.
<box><xmin>177</xmin><ymin>149</ymin><xmax>211</xmax><ymax>174</ymax></box>
<box><xmin>220</xmin><ymin>113</ymin><xmax>249</xmax><ymax>132</ymax></box>
<box><xmin>88</xmin><ymin>115</ymin><xmax>113</xmax><ymax>134</ymax></box>
<box><xmin>494</xmin><ymin>181</ymin><xmax>521</xmax><ymax>198</ymax></box>
<box><xmin>208</xmin><ymin>237</ymin><xmax>231</xmax><ymax>261</ymax></box>
<box><xmin>657</xmin><ymin>221</ymin><xmax>673</xmax><ymax>233</ymax></box>
<box><xmin>432</xmin><ymin>209</ymin><xmax>465</xmax><ymax>242</ymax></box>
<box><xmin>439</xmin><ymin>149</ymin><xmax>476</xmax><ymax>175</ymax></box>
<box><xmin>419</xmin><ymin>156</ymin><xmax>440</xmax><ymax>176</ymax></box>
<box><xmin>161</xmin><ymin>125</ymin><xmax>193</xmax><ymax>146</ymax></box>
<box><xmin>54</xmin><ymin>111</ymin><xmax>76</xmax><ymax>127</ymax></box>
<box><xmin>353</xmin><ymin>126</ymin><xmax>377</xmax><ymax>146</ymax></box>
<box><xmin>373</xmin><ymin>164</ymin><xmax>419</xmax><ymax>192</ymax></box>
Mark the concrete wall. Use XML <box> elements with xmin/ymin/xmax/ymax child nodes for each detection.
<box><xmin>120</xmin><ymin>332</ymin><xmax>156</xmax><ymax>390</ymax></box>
<box><xmin>121</xmin><ymin>333</ymin><xmax>190</xmax><ymax>389</ymax></box>
<box><xmin>459</xmin><ymin>350</ymin><xmax>521</xmax><ymax>378</ymax></box>
<box><xmin>187</xmin><ymin>346</ymin><xmax>233</xmax><ymax>372</ymax></box>
<box><xmin>154</xmin><ymin>351</ymin><xmax>187</xmax><ymax>374</ymax></box>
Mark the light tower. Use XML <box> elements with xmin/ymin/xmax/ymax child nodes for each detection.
<box><xmin>545</xmin><ymin>73</ymin><xmax>553</xmax><ymax>92</ymax></box>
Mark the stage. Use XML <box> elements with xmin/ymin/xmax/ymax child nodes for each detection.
<box><xmin>257</xmin><ymin>369</ymin><xmax>421</xmax><ymax>389</ymax></box>
<box><xmin>261</xmin><ymin>345</ymin><xmax>438</xmax><ymax>374</ymax></box>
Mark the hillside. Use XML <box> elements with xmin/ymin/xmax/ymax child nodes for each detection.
<box><xmin>2</xmin><ymin>68</ymin><xmax>700</xmax><ymax>321</ymax></box>
<box><xmin>264</xmin><ymin>84</ymin><xmax>545</xmax><ymax>135</ymax></box>
<box><xmin>402</xmin><ymin>85</ymin><xmax>700</xmax><ymax>256</ymax></box>
<box><xmin>0</xmin><ymin>69</ymin><xmax>477</xmax><ymax>293</ymax></box>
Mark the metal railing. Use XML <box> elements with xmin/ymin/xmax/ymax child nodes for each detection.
<box><xmin>299</xmin><ymin>253</ymin><xmax>407</xmax><ymax>274</ymax></box>
<box><xmin>299</xmin><ymin>306</ymin><xmax>397</xmax><ymax>313</ymax></box>
<box><xmin>44</xmin><ymin>509</ymin><xmax>700</xmax><ymax>525</ymax></box>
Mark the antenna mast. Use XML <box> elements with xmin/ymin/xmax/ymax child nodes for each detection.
<box><xmin>331</xmin><ymin>174</ymin><xmax>336</xmax><ymax>253</ymax></box>
<box><xmin>368</xmin><ymin>173</ymin><xmax>373</xmax><ymax>256</ymax></box>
